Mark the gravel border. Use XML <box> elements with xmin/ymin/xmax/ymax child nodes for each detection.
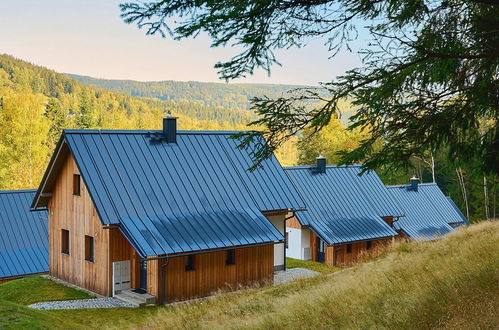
<box><xmin>28</xmin><ymin>298</ymin><xmax>135</xmax><ymax>310</ymax></box>
<box><xmin>274</xmin><ymin>267</ymin><xmax>320</xmax><ymax>285</ymax></box>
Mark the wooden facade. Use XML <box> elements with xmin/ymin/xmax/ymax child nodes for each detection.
<box><xmin>309</xmin><ymin>231</ymin><xmax>391</xmax><ymax>266</ymax></box>
<box><xmin>286</xmin><ymin>213</ymin><xmax>392</xmax><ymax>266</ymax></box>
<box><xmin>47</xmin><ymin>152</ymin><xmax>278</xmax><ymax>302</ymax></box>
<box><xmin>147</xmin><ymin>244</ymin><xmax>274</xmax><ymax>303</ymax></box>
<box><xmin>48</xmin><ymin>153</ymin><xmax>135</xmax><ymax>296</ymax></box>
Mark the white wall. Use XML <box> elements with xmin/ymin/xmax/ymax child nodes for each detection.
<box><xmin>286</xmin><ymin>227</ymin><xmax>311</xmax><ymax>260</ymax></box>
<box><xmin>266</xmin><ymin>214</ymin><xmax>285</xmax><ymax>270</ymax></box>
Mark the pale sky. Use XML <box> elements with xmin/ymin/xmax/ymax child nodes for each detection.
<box><xmin>0</xmin><ymin>0</ymin><xmax>364</xmax><ymax>85</ymax></box>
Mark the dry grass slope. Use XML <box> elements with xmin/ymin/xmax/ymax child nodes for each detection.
<box><xmin>141</xmin><ymin>221</ymin><xmax>499</xmax><ymax>329</ymax></box>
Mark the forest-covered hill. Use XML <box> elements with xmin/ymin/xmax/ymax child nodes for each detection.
<box><xmin>0</xmin><ymin>54</ymin><xmax>299</xmax><ymax>190</ymax></box>
<box><xmin>66</xmin><ymin>74</ymin><xmax>303</xmax><ymax>110</ymax></box>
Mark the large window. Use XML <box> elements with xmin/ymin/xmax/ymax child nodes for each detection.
<box><xmin>185</xmin><ymin>255</ymin><xmax>195</xmax><ymax>271</ymax></box>
<box><xmin>85</xmin><ymin>235</ymin><xmax>94</xmax><ymax>262</ymax></box>
<box><xmin>346</xmin><ymin>244</ymin><xmax>352</xmax><ymax>254</ymax></box>
<box><xmin>73</xmin><ymin>174</ymin><xmax>81</xmax><ymax>196</ymax></box>
<box><xmin>226</xmin><ymin>249</ymin><xmax>235</xmax><ymax>265</ymax></box>
<box><xmin>61</xmin><ymin>229</ymin><xmax>69</xmax><ymax>254</ymax></box>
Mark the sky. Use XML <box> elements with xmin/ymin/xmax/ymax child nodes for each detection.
<box><xmin>0</xmin><ymin>0</ymin><xmax>365</xmax><ymax>85</ymax></box>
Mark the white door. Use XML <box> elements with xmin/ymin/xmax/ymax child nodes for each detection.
<box><xmin>113</xmin><ymin>260</ymin><xmax>131</xmax><ymax>295</ymax></box>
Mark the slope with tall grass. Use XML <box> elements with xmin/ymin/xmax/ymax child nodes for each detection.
<box><xmin>143</xmin><ymin>221</ymin><xmax>499</xmax><ymax>329</ymax></box>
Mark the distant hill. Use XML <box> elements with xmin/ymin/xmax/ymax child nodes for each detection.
<box><xmin>0</xmin><ymin>54</ymin><xmax>260</xmax><ymax>189</ymax></box>
<box><xmin>66</xmin><ymin>74</ymin><xmax>304</xmax><ymax>110</ymax></box>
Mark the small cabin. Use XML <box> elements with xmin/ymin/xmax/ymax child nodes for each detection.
<box><xmin>0</xmin><ymin>190</ymin><xmax>48</xmax><ymax>284</ymax></box>
<box><xmin>386</xmin><ymin>179</ymin><xmax>470</xmax><ymax>240</ymax></box>
<box><xmin>31</xmin><ymin>117</ymin><xmax>305</xmax><ymax>304</ymax></box>
<box><xmin>283</xmin><ymin>158</ymin><xmax>402</xmax><ymax>266</ymax></box>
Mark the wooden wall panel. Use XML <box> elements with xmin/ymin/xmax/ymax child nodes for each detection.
<box><xmin>150</xmin><ymin>244</ymin><xmax>274</xmax><ymax>304</ymax></box>
<box><xmin>48</xmin><ymin>153</ymin><xmax>134</xmax><ymax>296</ymax></box>
<box><xmin>308</xmin><ymin>231</ymin><xmax>392</xmax><ymax>266</ymax></box>
<box><xmin>286</xmin><ymin>215</ymin><xmax>303</xmax><ymax>229</ymax></box>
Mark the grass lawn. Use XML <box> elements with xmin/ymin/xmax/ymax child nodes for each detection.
<box><xmin>286</xmin><ymin>257</ymin><xmax>339</xmax><ymax>274</ymax></box>
<box><xmin>1</xmin><ymin>221</ymin><xmax>498</xmax><ymax>329</ymax></box>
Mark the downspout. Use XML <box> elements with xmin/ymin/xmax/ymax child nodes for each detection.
<box><xmin>161</xmin><ymin>257</ymin><xmax>170</xmax><ymax>305</ymax></box>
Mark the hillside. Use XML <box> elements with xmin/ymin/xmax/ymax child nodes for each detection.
<box><xmin>0</xmin><ymin>54</ymin><xmax>292</xmax><ymax>190</ymax></box>
<box><xmin>1</xmin><ymin>221</ymin><xmax>497</xmax><ymax>329</ymax></box>
<box><xmin>67</xmin><ymin>74</ymin><xmax>303</xmax><ymax>110</ymax></box>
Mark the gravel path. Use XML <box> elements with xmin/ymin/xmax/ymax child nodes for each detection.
<box><xmin>274</xmin><ymin>267</ymin><xmax>320</xmax><ymax>285</ymax></box>
<box><xmin>28</xmin><ymin>298</ymin><xmax>135</xmax><ymax>310</ymax></box>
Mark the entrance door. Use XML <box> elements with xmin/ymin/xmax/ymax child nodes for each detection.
<box><xmin>139</xmin><ymin>261</ymin><xmax>147</xmax><ymax>291</ymax></box>
<box><xmin>317</xmin><ymin>239</ymin><xmax>325</xmax><ymax>263</ymax></box>
<box><xmin>113</xmin><ymin>260</ymin><xmax>131</xmax><ymax>295</ymax></box>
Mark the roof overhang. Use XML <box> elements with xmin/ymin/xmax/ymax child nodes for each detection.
<box><xmin>31</xmin><ymin>134</ymin><xmax>69</xmax><ymax>210</ymax></box>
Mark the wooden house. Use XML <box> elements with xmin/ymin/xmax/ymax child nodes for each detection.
<box><xmin>283</xmin><ymin>157</ymin><xmax>402</xmax><ymax>266</ymax></box>
<box><xmin>31</xmin><ymin>117</ymin><xmax>305</xmax><ymax>304</ymax></box>
<box><xmin>0</xmin><ymin>190</ymin><xmax>48</xmax><ymax>284</ymax></box>
<box><xmin>386</xmin><ymin>179</ymin><xmax>470</xmax><ymax>240</ymax></box>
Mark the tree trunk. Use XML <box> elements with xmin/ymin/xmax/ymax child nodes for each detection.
<box><xmin>456</xmin><ymin>167</ymin><xmax>470</xmax><ymax>219</ymax></box>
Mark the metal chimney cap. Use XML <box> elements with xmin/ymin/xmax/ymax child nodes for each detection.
<box><xmin>166</xmin><ymin>111</ymin><xmax>173</xmax><ymax>118</ymax></box>
<box><xmin>317</xmin><ymin>154</ymin><xmax>326</xmax><ymax>159</ymax></box>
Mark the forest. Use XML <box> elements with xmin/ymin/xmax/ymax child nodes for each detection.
<box><xmin>0</xmin><ymin>54</ymin><xmax>494</xmax><ymax>222</ymax></box>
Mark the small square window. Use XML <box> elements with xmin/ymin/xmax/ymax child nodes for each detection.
<box><xmin>366</xmin><ymin>241</ymin><xmax>372</xmax><ymax>251</ymax></box>
<box><xmin>61</xmin><ymin>229</ymin><xmax>69</xmax><ymax>254</ymax></box>
<box><xmin>226</xmin><ymin>249</ymin><xmax>235</xmax><ymax>265</ymax></box>
<box><xmin>73</xmin><ymin>174</ymin><xmax>81</xmax><ymax>196</ymax></box>
<box><xmin>185</xmin><ymin>255</ymin><xmax>195</xmax><ymax>271</ymax></box>
<box><xmin>85</xmin><ymin>235</ymin><xmax>94</xmax><ymax>262</ymax></box>
<box><xmin>346</xmin><ymin>244</ymin><xmax>352</xmax><ymax>254</ymax></box>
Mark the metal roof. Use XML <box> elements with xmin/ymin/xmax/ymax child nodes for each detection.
<box><xmin>446</xmin><ymin>197</ymin><xmax>471</xmax><ymax>226</ymax></box>
<box><xmin>33</xmin><ymin>130</ymin><xmax>305</xmax><ymax>257</ymax></box>
<box><xmin>284</xmin><ymin>165</ymin><xmax>399</xmax><ymax>245</ymax></box>
<box><xmin>0</xmin><ymin>190</ymin><xmax>48</xmax><ymax>279</ymax></box>
<box><xmin>386</xmin><ymin>183</ymin><xmax>464</xmax><ymax>240</ymax></box>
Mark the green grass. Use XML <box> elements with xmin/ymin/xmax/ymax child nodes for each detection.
<box><xmin>0</xmin><ymin>276</ymin><xmax>91</xmax><ymax>305</ymax></box>
<box><xmin>1</xmin><ymin>221</ymin><xmax>498</xmax><ymax>329</ymax></box>
<box><xmin>286</xmin><ymin>257</ymin><xmax>339</xmax><ymax>274</ymax></box>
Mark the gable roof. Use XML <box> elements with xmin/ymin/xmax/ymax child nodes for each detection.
<box><xmin>284</xmin><ymin>165</ymin><xmax>400</xmax><ymax>244</ymax></box>
<box><xmin>33</xmin><ymin>130</ymin><xmax>306</xmax><ymax>257</ymax></box>
<box><xmin>386</xmin><ymin>183</ymin><xmax>466</xmax><ymax>240</ymax></box>
<box><xmin>446</xmin><ymin>197</ymin><xmax>471</xmax><ymax>226</ymax></box>
<box><xmin>0</xmin><ymin>190</ymin><xmax>48</xmax><ymax>279</ymax></box>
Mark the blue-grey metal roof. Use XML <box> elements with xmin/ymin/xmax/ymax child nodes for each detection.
<box><xmin>446</xmin><ymin>197</ymin><xmax>471</xmax><ymax>226</ymax></box>
<box><xmin>0</xmin><ymin>190</ymin><xmax>48</xmax><ymax>279</ymax></box>
<box><xmin>33</xmin><ymin>130</ymin><xmax>305</xmax><ymax>257</ymax></box>
<box><xmin>386</xmin><ymin>183</ymin><xmax>464</xmax><ymax>240</ymax></box>
<box><xmin>284</xmin><ymin>165</ymin><xmax>399</xmax><ymax>245</ymax></box>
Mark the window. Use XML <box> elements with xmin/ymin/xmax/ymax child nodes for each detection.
<box><xmin>346</xmin><ymin>244</ymin><xmax>352</xmax><ymax>254</ymax></box>
<box><xmin>285</xmin><ymin>232</ymin><xmax>289</xmax><ymax>249</ymax></box>
<box><xmin>366</xmin><ymin>241</ymin><xmax>372</xmax><ymax>251</ymax></box>
<box><xmin>85</xmin><ymin>235</ymin><xmax>94</xmax><ymax>262</ymax></box>
<box><xmin>226</xmin><ymin>249</ymin><xmax>235</xmax><ymax>265</ymax></box>
<box><xmin>73</xmin><ymin>174</ymin><xmax>81</xmax><ymax>196</ymax></box>
<box><xmin>185</xmin><ymin>255</ymin><xmax>195</xmax><ymax>271</ymax></box>
<box><xmin>61</xmin><ymin>229</ymin><xmax>69</xmax><ymax>254</ymax></box>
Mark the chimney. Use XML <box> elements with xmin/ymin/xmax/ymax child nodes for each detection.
<box><xmin>316</xmin><ymin>154</ymin><xmax>326</xmax><ymax>174</ymax></box>
<box><xmin>408</xmin><ymin>176</ymin><xmax>420</xmax><ymax>191</ymax></box>
<box><xmin>163</xmin><ymin>111</ymin><xmax>177</xmax><ymax>143</ymax></box>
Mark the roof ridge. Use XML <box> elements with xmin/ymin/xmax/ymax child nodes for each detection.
<box><xmin>63</xmin><ymin>129</ymin><xmax>252</xmax><ymax>135</ymax></box>
<box><xmin>284</xmin><ymin>164</ymin><xmax>362</xmax><ymax>170</ymax></box>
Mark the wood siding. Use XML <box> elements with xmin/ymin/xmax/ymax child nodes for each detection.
<box><xmin>48</xmin><ymin>153</ymin><xmax>134</xmax><ymax>296</ymax></box>
<box><xmin>286</xmin><ymin>214</ymin><xmax>304</xmax><ymax>229</ymax></box>
<box><xmin>309</xmin><ymin>231</ymin><xmax>391</xmax><ymax>266</ymax></box>
<box><xmin>148</xmin><ymin>244</ymin><xmax>274</xmax><ymax>303</ymax></box>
